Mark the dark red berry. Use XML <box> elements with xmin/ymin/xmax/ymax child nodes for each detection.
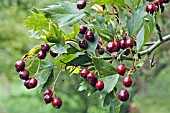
<box><xmin>80</xmin><ymin>68</ymin><xmax>89</xmax><ymax>78</ymax></box>
<box><xmin>106</xmin><ymin>42</ymin><xmax>116</xmax><ymax>53</ymax></box>
<box><xmin>41</xmin><ymin>43</ymin><xmax>50</xmax><ymax>52</ymax></box>
<box><xmin>163</xmin><ymin>0</ymin><xmax>169</xmax><ymax>3</ymax></box>
<box><xmin>89</xmin><ymin>77</ymin><xmax>97</xmax><ymax>87</ymax></box>
<box><xmin>19</xmin><ymin>70</ymin><xmax>29</xmax><ymax>80</ymax></box>
<box><xmin>24</xmin><ymin>79</ymin><xmax>31</xmax><ymax>89</ymax></box>
<box><xmin>79</xmin><ymin>39</ymin><xmax>88</xmax><ymax>49</ymax></box>
<box><xmin>95</xmin><ymin>80</ymin><xmax>104</xmax><ymax>91</ymax></box>
<box><xmin>116</xmin><ymin>64</ymin><xmax>126</xmax><ymax>75</ymax></box>
<box><xmin>77</xmin><ymin>0</ymin><xmax>86</xmax><ymax>9</ymax></box>
<box><xmin>147</xmin><ymin>0</ymin><xmax>153</xmax><ymax>2</ymax></box>
<box><xmin>44</xmin><ymin>89</ymin><xmax>53</xmax><ymax>96</ymax></box>
<box><xmin>124</xmin><ymin>49</ymin><xmax>130</xmax><ymax>56</ymax></box>
<box><xmin>87</xmin><ymin>72</ymin><xmax>95</xmax><ymax>80</ymax></box>
<box><xmin>98</xmin><ymin>49</ymin><xmax>104</xmax><ymax>55</ymax></box>
<box><xmin>79</xmin><ymin>25</ymin><xmax>87</xmax><ymax>34</ymax></box>
<box><xmin>52</xmin><ymin>97</ymin><xmax>62</xmax><ymax>108</ymax></box>
<box><xmin>15</xmin><ymin>60</ymin><xmax>25</xmax><ymax>72</ymax></box>
<box><xmin>125</xmin><ymin>38</ymin><xmax>134</xmax><ymax>48</ymax></box>
<box><xmin>120</xmin><ymin>39</ymin><xmax>126</xmax><ymax>49</ymax></box>
<box><xmin>160</xmin><ymin>3</ymin><xmax>165</xmax><ymax>12</ymax></box>
<box><xmin>118</xmin><ymin>89</ymin><xmax>129</xmax><ymax>101</ymax></box>
<box><xmin>114</xmin><ymin>41</ymin><xmax>121</xmax><ymax>52</ymax></box>
<box><xmin>85</xmin><ymin>31</ymin><xmax>95</xmax><ymax>42</ymax></box>
<box><xmin>38</xmin><ymin>51</ymin><xmax>46</xmax><ymax>59</ymax></box>
<box><xmin>50</xmin><ymin>50</ymin><xmax>58</xmax><ymax>57</ymax></box>
<box><xmin>152</xmin><ymin>4</ymin><xmax>158</xmax><ymax>12</ymax></box>
<box><xmin>146</xmin><ymin>4</ymin><xmax>154</xmax><ymax>13</ymax></box>
<box><xmin>44</xmin><ymin>95</ymin><xmax>53</xmax><ymax>104</ymax></box>
<box><xmin>154</xmin><ymin>0</ymin><xmax>163</xmax><ymax>5</ymax></box>
<box><xmin>28</xmin><ymin>78</ymin><xmax>37</xmax><ymax>88</ymax></box>
<box><xmin>123</xmin><ymin>76</ymin><xmax>132</xmax><ymax>87</ymax></box>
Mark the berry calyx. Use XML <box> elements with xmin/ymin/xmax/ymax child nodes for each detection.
<box><xmin>77</xmin><ymin>0</ymin><xmax>86</xmax><ymax>9</ymax></box>
<box><xmin>122</xmin><ymin>76</ymin><xmax>132</xmax><ymax>87</ymax></box>
<box><xmin>15</xmin><ymin>60</ymin><xmax>25</xmax><ymax>72</ymax></box>
<box><xmin>19</xmin><ymin>70</ymin><xmax>29</xmax><ymax>80</ymax></box>
<box><xmin>120</xmin><ymin>39</ymin><xmax>126</xmax><ymax>49</ymax></box>
<box><xmin>37</xmin><ymin>51</ymin><xmax>46</xmax><ymax>59</ymax></box>
<box><xmin>125</xmin><ymin>38</ymin><xmax>134</xmax><ymax>48</ymax></box>
<box><xmin>44</xmin><ymin>95</ymin><xmax>53</xmax><ymax>104</ymax></box>
<box><xmin>116</xmin><ymin>64</ymin><xmax>126</xmax><ymax>75</ymax></box>
<box><xmin>87</xmin><ymin>72</ymin><xmax>95</xmax><ymax>80</ymax></box>
<box><xmin>52</xmin><ymin>97</ymin><xmax>62</xmax><ymax>108</ymax></box>
<box><xmin>41</xmin><ymin>43</ymin><xmax>50</xmax><ymax>52</ymax></box>
<box><xmin>44</xmin><ymin>89</ymin><xmax>53</xmax><ymax>96</ymax></box>
<box><xmin>50</xmin><ymin>50</ymin><xmax>58</xmax><ymax>57</ymax></box>
<box><xmin>95</xmin><ymin>80</ymin><xmax>104</xmax><ymax>91</ymax></box>
<box><xmin>79</xmin><ymin>25</ymin><xmax>87</xmax><ymax>34</ymax></box>
<box><xmin>85</xmin><ymin>31</ymin><xmax>95</xmax><ymax>42</ymax></box>
<box><xmin>79</xmin><ymin>39</ymin><xmax>88</xmax><ymax>49</ymax></box>
<box><xmin>80</xmin><ymin>68</ymin><xmax>89</xmax><ymax>78</ymax></box>
<box><xmin>118</xmin><ymin>89</ymin><xmax>129</xmax><ymax>101</ymax></box>
<box><xmin>106</xmin><ymin>42</ymin><xmax>116</xmax><ymax>53</ymax></box>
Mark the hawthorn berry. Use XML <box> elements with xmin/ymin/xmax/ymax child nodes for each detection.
<box><xmin>85</xmin><ymin>31</ymin><xmax>95</xmax><ymax>42</ymax></box>
<box><xmin>160</xmin><ymin>3</ymin><xmax>165</xmax><ymax>12</ymax></box>
<box><xmin>89</xmin><ymin>77</ymin><xmax>97</xmax><ymax>87</ymax></box>
<box><xmin>41</xmin><ymin>43</ymin><xmax>50</xmax><ymax>52</ymax></box>
<box><xmin>44</xmin><ymin>95</ymin><xmax>53</xmax><ymax>104</ymax></box>
<box><xmin>24</xmin><ymin>78</ymin><xmax>37</xmax><ymax>89</ymax></box>
<box><xmin>95</xmin><ymin>80</ymin><xmax>104</xmax><ymax>91</ymax></box>
<box><xmin>106</xmin><ymin>42</ymin><xmax>116</xmax><ymax>53</ymax></box>
<box><xmin>52</xmin><ymin>97</ymin><xmax>62</xmax><ymax>108</ymax></box>
<box><xmin>50</xmin><ymin>50</ymin><xmax>58</xmax><ymax>57</ymax></box>
<box><xmin>114</xmin><ymin>41</ymin><xmax>121</xmax><ymax>52</ymax></box>
<box><xmin>80</xmin><ymin>68</ymin><xmax>89</xmax><ymax>78</ymax></box>
<box><xmin>122</xmin><ymin>76</ymin><xmax>132</xmax><ymax>87</ymax></box>
<box><xmin>19</xmin><ymin>70</ymin><xmax>29</xmax><ymax>80</ymax></box>
<box><xmin>77</xmin><ymin>0</ymin><xmax>86</xmax><ymax>9</ymax></box>
<box><xmin>146</xmin><ymin>4</ymin><xmax>154</xmax><ymax>13</ymax></box>
<box><xmin>15</xmin><ymin>60</ymin><xmax>25</xmax><ymax>72</ymax></box>
<box><xmin>154</xmin><ymin>0</ymin><xmax>163</xmax><ymax>5</ymax></box>
<box><xmin>87</xmin><ymin>72</ymin><xmax>96</xmax><ymax>80</ymax></box>
<box><xmin>125</xmin><ymin>38</ymin><xmax>134</xmax><ymax>48</ymax></box>
<box><xmin>44</xmin><ymin>89</ymin><xmax>53</xmax><ymax>96</ymax></box>
<box><xmin>163</xmin><ymin>0</ymin><xmax>169</xmax><ymax>3</ymax></box>
<box><xmin>79</xmin><ymin>25</ymin><xmax>87</xmax><ymax>34</ymax></box>
<box><xmin>152</xmin><ymin>4</ymin><xmax>159</xmax><ymax>12</ymax></box>
<box><xmin>116</xmin><ymin>64</ymin><xmax>126</xmax><ymax>75</ymax></box>
<box><xmin>98</xmin><ymin>49</ymin><xmax>104</xmax><ymax>55</ymax></box>
<box><xmin>37</xmin><ymin>51</ymin><xmax>46</xmax><ymax>59</ymax></box>
<box><xmin>120</xmin><ymin>39</ymin><xmax>126</xmax><ymax>49</ymax></box>
<box><xmin>118</xmin><ymin>89</ymin><xmax>129</xmax><ymax>101</ymax></box>
<box><xmin>79</xmin><ymin>39</ymin><xmax>88</xmax><ymax>49</ymax></box>
<box><xmin>24</xmin><ymin>79</ymin><xmax>31</xmax><ymax>89</ymax></box>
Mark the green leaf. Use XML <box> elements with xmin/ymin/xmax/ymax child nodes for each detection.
<box><xmin>103</xmin><ymin>91</ymin><xmax>115</xmax><ymax>108</ymax></box>
<box><xmin>92</xmin><ymin>0</ymin><xmax>114</xmax><ymax>5</ymax></box>
<box><xmin>78</xmin><ymin>80</ymin><xmax>96</xmax><ymax>93</ymax></box>
<box><xmin>113</xmin><ymin>0</ymin><xmax>126</xmax><ymax>6</ymax></box>
<box><xmin>126</xmin><ymin>6</ymin><xmax>147</xmax><ymax>36</ymax></box>
<box><xmin>110</xmin><ymin>99</ymin><xmax>122</xmax><ymax>113</ymax></box>
<box><xmin>40</xmin><ymin>1</ymin><xmax>85</xmax><ymax>27</ymax></box>
<box><xmin>51</xmin><ymin>44</ymin><xmax>67</xmax><ymax>54</ymax></box>
<box><xmin>92</xmin><ymin>58</ymin><xmax>117</xmax><ymax>76</ymax></box>
<box><xmin>101</xmin><ymin>74</ymin><xmax>119</xmax><ymax>93</ymax></box>
<box><xmin>136</xmin><ymin>26</ymin><xmax>144</xmax><ymax>51</ymax></box>
<box><xmin>24</xmin><ymin>13</ymin><xmax>50</xmax><ymax>31</ymax></box>
<box><xmin>24</xmin><ymin>45</ymin><xmax>40</xmax><ymax>60</ymax></box>
<box><xmin>65</xmin><ymin>25</ymin><xmax>80</xmax><ymax>40</ymax></box>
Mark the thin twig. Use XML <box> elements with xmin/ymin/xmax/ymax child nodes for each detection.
<box><xmin>34</xmin><ymin>59</ymin><xmax>41</xmax><ymax>78</ymax></box>
<box><xmin>156</xmin><ymin>23</ymin><xmax>163</xmax><ymax>41</ymax></box>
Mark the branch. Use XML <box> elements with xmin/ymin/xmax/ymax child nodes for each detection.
<box><xmin>156</xmin><ymin>23</ymin><xmax>163</xmax><ymax>41</ymax></box>
<box><xmin>139</xmin><ymin>34</ymin><xmax>170</xmax><ymax>55</ymax></box>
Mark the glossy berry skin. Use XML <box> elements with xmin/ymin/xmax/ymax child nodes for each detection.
<box><xmin>50</xmin><ymin>50</ymin><xmax>58</xmax><ymax>57</ymax></box>
<box><xmin>116</xmin><ymin>64</ymin><xmax>126</xmax><ymax>75</ymax></box>
<box><xmin>41</xmin><ymin>43</ymin><xmax>50</xmax><ymax>52</ymax></box>
<box><xmin>79</xmin><ymin>39</ymin><xmax>88</xmax><ymax>49</ymax></box>
<box><xmin>52</xmin><ymin>97</ymin><xmax>62</xmax><ymax>108</ymax></box>
<box><xmin>19</xmin><ymin>70</ymin><xmax>29</xmax><ymax>80</ymax></box>
<box><xmin>24</xmin><ymin>78</ymin><xmax>37</xmax><ymax>89</ymax></box>
<box><xmin>24</xmin><ymin>79</ymin><xmax>31</xmax><ymax>89</ymax></box>
<box><xmin>77</xmin><ymin>0</ymin><xmax>86</xmax><ymax>9</ymax></box>
<box><xmin>15</xmin><ymin>60</ymin><xmax>25</xmax><ymax>72</ymax></box>
<box><xmin>44</xmin><ymin>89</ymin><xmax>53</xmax><ymax>96</ymax></box>
<box><xmin>80</xmin><ymin>68</ymin><xmax>89</xmax><ymax>78</ymax></box>
<box><xmin>98</xmin><ymin>49</ymin><xmax>104</xmax><ymax>55</ymax></box>
<box><xmin>95</xmin><ymin>80</ymin><xmax>104</xmax><ymax>91</ymax></box>
<box><xmin>146</xmin><ymin>4</ymin><xmax>154</xmax><ymax>13</ymax></box>
<box><xmin>152</xmin><ymin>4</ymin><xmax>158</xmax><ymax>12</ymax></box>
<box><xmin>154</xmin><ymin>0</ymin><xmax>163</xmax><ymax>5</ymax></box>
<box><xmin>106</xmin><ymin>42</ymin><xmax>116</xmax><ymax>53</ymax></box>
<box><xmin>87</xmin><ymin>72</ymin><xmax>95</xmax><ymax>80</ymax></box>
<box><xmin>114</xmin><ymin>41</ymin><xmax>121</xmax><ymax>52</ymax></box>
<box><xmin>89</xmin><ymin>77</ymin><xmax>97</xmax><ymax>87</ymax></box>
<box><xmin>79</xmin><ymin>25</ymin><xmax>87</xmax><ymax>34</ymax></box>
<box><xmin>118</xmin><ymin>89</ymin><xmax>129</xmax><ymax>101</ymax></box>
<box><xmin>125</xmin><ymin>38</ymin><xmax>134</xmax><ymax>48</ymax></box>
<box><xmin>123</xmin><ymin>76</ymin><xmax>132</xmax><ymax>87</ymax></box>
<box><xmin>38</xmin><ymin>51</ymin><xmax>46</xmax><ymax>59</ymax></box>
<box><xmin>120</xmin><ymin>39</ymin><xmax>126</xmax><ymax>49</ymax></box>
<box><xmin>44</xmin><ymin>95</ymin><xmax>53</xmax><ymax>104</ymax></box>
<box><xmin>85</xmin><ymin>31</ymin><xmax>95</xmax><ymax>42</ymax></box>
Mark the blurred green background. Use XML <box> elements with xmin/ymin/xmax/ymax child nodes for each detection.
<box><xmin>0</xmin><ymin>0</ymin><xmax>170</xmax><ymax>113</ymax></box>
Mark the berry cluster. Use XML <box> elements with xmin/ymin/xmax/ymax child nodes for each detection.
<box><xmin>44</xmin><ymin>89</ymin><xmax>62</xmax><ymax>108</ymax></box>
<box><xmin>146</xmin><ymin>0</ymin><xmax>169</xmax><ymax>13</ymax></box>
<box><xmin>80</xmin><ymin>68</ymin><xmax>104</xmax><ymax>91</ymax></box>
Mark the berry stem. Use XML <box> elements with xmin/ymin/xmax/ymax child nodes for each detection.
<box><xmin>26</xmin><ymin>57</ymin><xmax>36</xmax><ymax>70</ymax></box>
<box><xmin>51</xmin><ymin>66</ymin><xmax>65</xmax><ymax>92</ymax></box>
<box><xmin>34</xmin><ymin>59</ymin><xmax>41</xmax><ymax>78</ymax></box>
